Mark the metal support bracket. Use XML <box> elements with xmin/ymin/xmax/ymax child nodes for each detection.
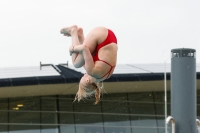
<box><xmin>40</xmin><ymin>62</ymin><xmax>62</xmax><ymax>73</ymax></box>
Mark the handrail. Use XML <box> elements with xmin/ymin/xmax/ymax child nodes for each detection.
<box><xmin>197</xmin><ymin>119</ymin><xmax>200</xmax><ymax>133</ymax></box>
<box><xmin>197</xmin><ymin>119</ymin><xmax>200</xmax><ymax>127</ymax></box>
<box><xmin>166</xmin><ymin>116</ymin><xmax>175</xmax><ymax>133</ymax></box>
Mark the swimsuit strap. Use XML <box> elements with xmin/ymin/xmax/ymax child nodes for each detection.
<box><xmin>96</xmin><ymin>59</ymin><xmax>115</xmax><ymax>79</ymax></box>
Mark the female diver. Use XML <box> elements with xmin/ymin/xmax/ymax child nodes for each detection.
<box><xmin>60</xmin><ymin>25</ymin><xmax>118</xmax><ymax>104</ymax></box>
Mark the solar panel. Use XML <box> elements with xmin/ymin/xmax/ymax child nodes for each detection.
<box><xmin>0</xmin><ymin>66</ymin><xmax>60</xmax><ymax>79</ymax></box>
<box><xmin>69</xmin><ymin>63</ymin><xmax>200</xmax><ymax>74</ymax></box>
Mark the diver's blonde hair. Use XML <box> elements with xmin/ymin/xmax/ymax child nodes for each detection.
<box><xmin>73</xmin><ymin>82</ymin><xmax>103</xmax><ymax>105</ymax></box>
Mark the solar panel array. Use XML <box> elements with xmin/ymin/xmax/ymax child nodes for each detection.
<box><xmin>0</xmin><ymin>66</ymin><xmax>60</xmax><ymax>79</ymax></box>
<box><xmin>68</xmin><ymin>63</ymin><xmax>172</xmax><ymax>74</ymax></box>
<box><xmin>69</xmin><ymin>63</ymin><xmax>200</xmax><ymax>74</ymax></box>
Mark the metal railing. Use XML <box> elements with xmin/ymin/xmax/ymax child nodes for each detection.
<box><xmin>40</xmin><ymin>62</ymin><xmax>62</xmax><ymax>73</ymax></box>
<box><xmin>166</xmin><ymin>116</ymin><xmax>175</xmax><ymax>133</ymax></box>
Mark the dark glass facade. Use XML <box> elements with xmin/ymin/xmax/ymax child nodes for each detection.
<box><xmin>0</xmin><ymin>91</ymin><xmax>199</xmax><ymax>133</ymax></box>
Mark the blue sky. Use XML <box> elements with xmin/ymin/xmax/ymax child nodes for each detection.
<box><xmin>0</xmin><ymin>0</ymin><xmax>200</xmax><ymax>67</ymax></box>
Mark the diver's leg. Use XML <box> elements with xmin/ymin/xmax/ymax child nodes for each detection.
<box><xmin>70</xmin><ymin>45</ymin><xmax>95</xmax><ymax>76</ymax></box>
<box><xmin>61</xmin><ymin>25</ymin><xmax>85</xmax><ymax>68</ymax></box>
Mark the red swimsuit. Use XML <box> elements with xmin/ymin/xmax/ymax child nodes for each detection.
<box><xmin>92</xmin><ymin>29</ymin><xmax>117</xmax><ymax>79</ymax></box>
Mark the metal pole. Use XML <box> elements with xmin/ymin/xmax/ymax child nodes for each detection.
<box><xmin>164</xmin><ymin>61</ymin><xmax>168</xmax><ymax>133</ymax></box>
<box><xmin>171</xmin><ymin>48</ymin><xmax>196</xmax><ymax>133</ymax></box>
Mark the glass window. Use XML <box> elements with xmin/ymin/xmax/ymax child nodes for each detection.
<box><xmin>128</xmin><ymin>92</ymin><xmax>155</xmax><ymax>115</ymax></box>
<box><xmin>0</xmin><ymin>98</ymin><xmax>8</xmax><ymax>133</ymax></box>
<box><xmin>2</xmin><ymin>90</ymin><xmax>200</xmax><ymax>133</ymax></box>
<box><xmin>41</xmin><ymin>96</ymin><xmax>58</xmax><ymax>133</ymax></box>
<box><xmin>102</xmin><ymin>93</ymin><xmax>131</xmax><ymax>133</ymax></box>
<box><xmin>73</xmin><ymin>97</ymin><xmax>103</xmax><ymax>133</ymax></box>
<box><xmin>59</xmin><ymin>95</ymin><xmax>75</xmax><ymax>133</ymax></box>
<box><xmin>9</xmin><ymin>97</ymin><xmax>40</xmax><ymax>133</ymax></box>
<box><xmin>9</xmin><ymin>126</ymin><xmax>40</xmax><ymax>133</ymax></box>
<box><xmin>128</xmin><ymin>92</ymin><xmax>158</xmax><ymax>133</ymax></box>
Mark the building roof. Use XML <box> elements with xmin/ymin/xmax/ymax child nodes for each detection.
<box><xmin>0</xmin><ymin>63</ymin><xmax>200</xmax><ymax>88</ymax></box>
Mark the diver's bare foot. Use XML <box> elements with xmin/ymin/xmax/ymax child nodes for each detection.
<box><xmin>77</xmin><ymin>27</ymin><xmax>85</xmax><ymax>43</ymax></box>
<box><xmin>77</xmin><ymin>28</ymin><xmax>84</xmax><ymax>37</ymax></box>
<box><xmin>60</xmin><ymin>25</ymin><xmax>78</xmax><ymax>36</ymax></box>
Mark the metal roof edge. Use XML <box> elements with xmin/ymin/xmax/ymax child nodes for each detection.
<box><xmin>0</xmin><ymin>69</ymin><xmax>200</xmax><ymax>88</ymax></box>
